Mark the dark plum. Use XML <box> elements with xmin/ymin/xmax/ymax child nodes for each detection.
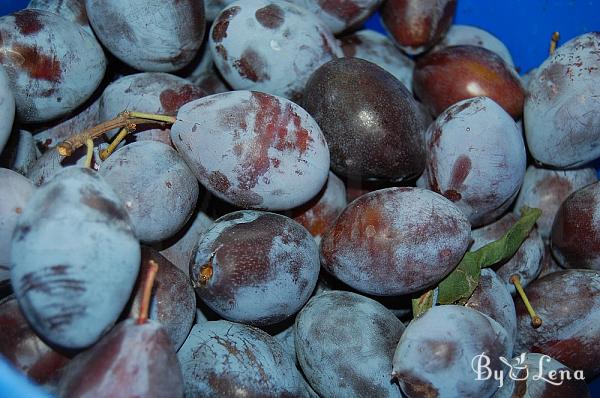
<box><xmin>551</xmin><ymin>181</ymin><xmax>600</xmax><ymax>270</ymax></box>
<box><xmin>340</xmin><ymin>29</ymin><xmax>414</xmax><ymax>91</ymax></box>
<box><xmin>295</xmin><ymin>291</ymin><xmax>405</xmax><ymax>397</ymax></box>
<box><xmin>1</xmin><ymin>129</ymin><xmax>39</xmax><ymax>176</ymax></box>
<box><xmin>525</xmin><ymin>33</ymin><xmax>600</xmax><ymax>168</ymax></box>
<box><xmin>414</xmin><ymin>45</ymin><xmax>525</xmax><ymax>118</ymax></box>
<box><xmin>177</xmin><ymin>320</ymin><xmax>308</xmax><ymax>397</ymax></box>
<box><xmin>98</xmin><ymin>141</ymin><xmax>199</xmax><ymax>243</ymax></box>
<box><xmin>85</xmin><ymin>0</ymin><xmax>205</xmax><ymax>72</ymax></box>
<box><xmin>381</xmin><ymin>0</ymin><xmax>456</xmax><ymax>55</ymax></box>
<box><xmin>423</xmin><ymin>97</ymin><xmax>526</xmax><ymax>226</ymax></box>
<box><xmin>204</xmin><ymin>0</ymin><xmax>236</xmax><ymax>21</ymax></box>
<box><xmin>465</xmin><ymin>268</ymin><xmax>517</xmax><ymax>344</ymax></box>
<box><xmin>320</xmin><ymin>187</ymin><xmax>471</xmax><ymax>296</ymax></box>
<box><xmin>10</xmin><ymin>167</ymin><xmax>140</xmax><ymax>349</ymax></box>
<box><xmin>127</xmin><ymin>247</ymin><xmax>195</xmax><ymax>350</ymax></box>
<box><xmin>514</xmin><ymin>166</ymin><xmax>597</xmax><ymax>240</ymax></box>
<box><xmin>289</xmin><ymin>0</ymin><xmax>382</xmax><ymax>34</ymax></box>
<box><xmin>0</xmin><ymin>67</ymin><xmax>15</xmax><ymax>154</ymax></box>
<box><xmin>0</xmin><ymin>296</ymin><xmax>70</xmax><ymax>386</ymax></box>
<box><xmin>515</xmin><ymin>270</ymin><xmax>600</xmax><ymax>379</ymax></box>
<box><xmin>471</xmin><ymin>213</ymin><xmax>544</xmax><ymax>294</ymax></box>
<box><xmin>58</xmin><ymin>319</ymin><xmax>183</xmax><ymax>398</ymax></box>
<box><xmin>288</xmin><ymin>171</ymin><xmax>347</xmax><ymax>244</ymax></box>
<box><xmin>303</xmin><ymin>57</ymin><xmax>425</xmax><ymax>181</ymax></box>
<box><xmin>99</xmin><ymin>73</ymin><xmax>207</xmax><ymax>145</ymax></box>
<box><xmin>432</xmin><ymin>24</ymin><xmax>514</xmax><ymax>66</ymax></box>
<box><xmin>538</xmin><ymin>244</ymin><xmax>563</xmax><ymax>279</ymax></box>
<box><xmin>209</xmin><ymin>0</ymin><xmax>341</xmax><ymax>100</ymax></box>
<box><xmin>392</xmin><ymin>305</ymin><xmax>513</xmax><ymax>398</ymax></box>
<box><xmin>495</xmin><ymin>353</ymin><xmax>590</xmax><ymax>398</ymax></box>
<box><xmin>0</xmin><ymin>169</ymin><xmax>34</xmax><ymax>285</ymax></box>
<box><xmin>191</xmin><ymin>211</ymin><xmax>319</xmax><ymax>326</ymax></box>
<box><xmin>171</xmin><ymin>90</ymin><xmax>330</xmax><ymax>211</ymax></box>
<box><xmin>0</xmin><ymin>9</ymin><xmax>106</xmax><ymax>123</ymax></box>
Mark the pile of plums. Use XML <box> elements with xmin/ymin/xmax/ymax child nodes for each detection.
<box><xmin>1</xmin><ymin>0</ymin><xmax>600</xmax><ymax>397</ymax></box>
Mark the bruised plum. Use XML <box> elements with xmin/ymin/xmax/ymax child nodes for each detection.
<box><xmin>320</xmin><ymin>187</ymin><xmax>471</xmax><ymax>296</ymax></box>
<box><xmin>514</xmin><ymin>165</ymin><xmax>597</xmax><ymax>239</ymax></box>
<box><xmin>392</xmin><ymin>305</ymin><xmax>513</xmax><ymax>398</ymax></box>
<box><xmin>295</xmin><ymin>291</ymin><xmax>404</xmax><ymax>397</ymax></box>
<box><xmin>0</xmin><ymin>296</ymin><xmax>70</xmax><ymax>386</ymax></box>
<box><xmin>289</xmin><ymin>0</ymin><xmax>382</xmax><ymax>34</ymax></box>
<box><xmin>551</xmin><ymin>181</ymin><xmax>600</xmax><ymax>270</ymax></box>
<box><xmin>127</xmin><ymin>248</ymin><xmax>195</xmax><ymax>350</ymax></box>
<box><xmin>178</xmin><ymin>320</ymin><xmax>308</xmax><ymax>397</ymax></box>
<box><xmin>209</xmin><ymin>0</ymin><xmax>341</xmax><ymax>100</ymax></box>
<box><xmin>515</xmin><ymin>270</ymin><xmax>600</xmax><ymax>379</ymax></box>
<box><xmin>525</xmin><ymin>33</ymin><xmax>600</xmax><ymax>168</ymax></box>
<box><xmin>191</xmin><ymin>211</ymin><xmax>319</xmax><ymax>326</ymax></box>
<box><xmin>171</xmin><ymin>90</ymin><xmax>330</xmax><ymax>211</ymax></box>
<box><xmin>414</xmin><ymin>45</ymin><xmax>525</xmax><ymax>118</ymax></box>
<box><xmin>423</xmin><ymin>97</ymin><xmax>526</xmax><ymax>226</ymax></box>
<box><xmin>381</xmin><ymin>0</ymin><xmax>456</xmax><ymax>55</ymax></box>
<box><xmin>303</xmin><ymin>57</ymin><xmax>425</xmax><ymax>181</ymax></box>
<box><xmin>0</xmin><ymin>9</ymin><xmax>106</xmax><ymax>123</ymax></box>
<box><xmin>58</xmin><ymin>319</ymin><xmax>183</xmax><ymax>398</ymax></box>
<box><xmin>471</xmin><ymin>213</ymin><xmax>544</xmax><ymax>294</ymax></box>
<box><xmin>10</xmin><ymin>167</ymin><xmax>140</xmax><ymax>349</ymax></box>
<box><xmin>99</xmin><ymin>141</ymin><xmax>199</xmax><ymax>243</ymax></box>
<box><xmin>85</xmin><ymin>0</ymin><xmax>205</xmax><ymax>72</ymax></box>
<box><xmin>288</xmin><ymin>171</ymin><xmax>347</xmax><ymax>244</ymax></box>
<box><xmin>99</xmin><ymin>73</ymin><xmax>207</xmax><ymax>145</ymax></box>
<box><xmin>340</xmin><ymin>29</ymin><xmax>414</xmax><ymax>91</ymax></box>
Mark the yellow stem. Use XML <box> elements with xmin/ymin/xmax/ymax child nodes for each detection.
<box><xmin>550</xmin><ymin>31</ymin><xmax>560</xmax><ymax>55</ymax></box>
<box><xmin>511</xmin><ymin>274</ymin><xmax>542</xmax><ymax>328</ymax></box>
<box><xmin>84</xmin><ymin>138</ymin><xmax>94</xmax><ymax>168</ymax></box>
<box><xmin>137</xmin><ymin>259</ymin><xmax>159</xmax><ymax>325</ymax></box>
<box><xmin>100</xmin><ymin>127</ymin><xmax>130</xmax><ymax>161</ymax></box>
<box><xmin>129</xmin><ymin>111</ymin><xmax>176</xmax><ymax>124</ymax></box>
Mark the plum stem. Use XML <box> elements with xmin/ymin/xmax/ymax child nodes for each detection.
<box><xmin>137</xmin><ymin>259</ymin><xmax>159</xmax><ymax>325</ymax></box>
<box><xmin>56</xmin><ymin>111</ymin><xmax>174</xmax><ymax>157</ymax></box>
<box><xmin>100</xmin><ymin>127</ymin><xmax>130</xmax><ymax>161</ymax></box>
<box><xmin>84</xmin><ymin>138</ymin><xmax>94</xmax><ymax>168</ymax></box>
<box><xmin>550</xmin><ymin>32</ymin><xmax>560</xmax><ymax>55</ymax></box>
<box><xmin>511</xmin><ymin>274</ymin><xmax>543</xmax><ymax>329</ymax></box>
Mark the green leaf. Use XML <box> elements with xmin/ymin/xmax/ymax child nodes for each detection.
<box><xmin>413</xmin><ymin>206</ymin><xmax>542</xmax><ymax>314</ymax></box>
<box><xmin>412</xmin><ymin>288</ymin><xmax>438</xmax><ymax>318</ymax></box>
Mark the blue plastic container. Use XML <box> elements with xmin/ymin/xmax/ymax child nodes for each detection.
<box><xmin>0</xmin><ymin>0</ymin><xmax>599</xmax><ymax>397</ymax></box>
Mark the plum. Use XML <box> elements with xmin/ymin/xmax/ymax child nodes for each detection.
<box><xmin>295</xmin><ymin>291</ymin><xmax>405</xmax><ymax>397</ymax></box>
<box><xmin>525</xmin><ymin>32</ymin><xmax>600</xmax><ymax>168</ymax></box>
<box><xmin>340</xmin><ymin>29</ymin><xmax>414</xmax><ymax>91</ymax></box>
<box><xmin>289</xmin><ymin>0</ymin><xmax>382</xmax><ymax>34</ymax></box>
<box><xmin>85</xmin><ymin>0</ymin><xmax>205</xmax><ymax>72</ymax></box>
<box><xmin>0</xmin><ymin>9</ymin><xmax>106</xmax><ymax>123</ymax></box>
<box><xmin>471</xmin><ymin>213</ymin><xmax>544</xmax><ymax>294</ymax></box>
<box><xmin>392</xmin><ymin>305</ymin><xmax>513</xmax><ymax>398</ymax></box>
<box><xmin>191</xmin><ymin>211</ymin><xmax>320</xmax><ymax>326</ymax></box>
<box><xmin>432</xmin><ymin>24</ymin><xmax>514</xmax><ymax>67</ymax></box>
<box><xmin>423</xmin><ymin>97</ymin><xmax>526</xmax><ymax>226</ymax></box>
<box><xmin>171</xmin><ymin>90</ymin><xmax>330</xmax><ymax>211</ymax></box>
<box><xmin>515</xmin><ymin>270</ymin><xmax>600</xmax><ymax>379</ymax></box>
<box><xmin>27</xmin><ymin>0</ymin><xmax>93</xmax><ymax>35</ymax></box>
<box><xmin>381</xmin><ymin>0</ymin><xmax>456</xmax><ymax>55</ymax></box>
<box><xmin>178</xmin><ymin>320</ymin><xmax>308</xmax><ymax>397</ymax></box>
<box><xmin>414</xmin><ymin>45</ymin><xmax>525</xmax><ymax>119</ymax></box>
<box><xmin>0</xmin><ymin>66</ymin><xmax>15</xmax><ymax>154</ymax></box>
<box><xmin>320</xmin><ymin>187</ymin><xmax>471</xmax><ymax>296</ymax></box>
<box><xmin>10</xmin><ymin>167</ymin><xmax>140</xmax><ymax>349</ymax></box>
<box><xmin>551</xmin><ymin>181</ymin><xmax>600</xmax><ymax>270</ymax></box>
<box><xmin>209</xmin><ymin>0</ymin><xmax>341</xmax><ymax>100</ymax></box>
<box><xmin>98</xmin><ymin>141</ymin><xmax>199</xmax><ymax>243</ymax></box>
<box><xmin>303</xmin><ymin>57</ymin><xmax>425</xmax><ymax>181</ymax></box>
<box><xmin>514</xmin><ymin>165</ymin><xmax>597</xmax><ymax>240</ymax></box>
<box><xmin>1</xmin><ymin>129</ymin><xmax>40</xmax><ymax>176</ymax></box>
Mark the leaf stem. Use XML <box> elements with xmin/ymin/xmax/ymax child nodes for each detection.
<box><xmin>100</xmin><ymin>127</ymin><xmax>129</xmax><ymax>161</ymax></box>
<box><xmin>137</xmin><ymin>259</ymin><xmax>159</xmax><ymax>325</ymax></box>
<box><xmin>84</xmin><ymin>138</ymin><xmax>94</xmax><ymax>168</ymax></box>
